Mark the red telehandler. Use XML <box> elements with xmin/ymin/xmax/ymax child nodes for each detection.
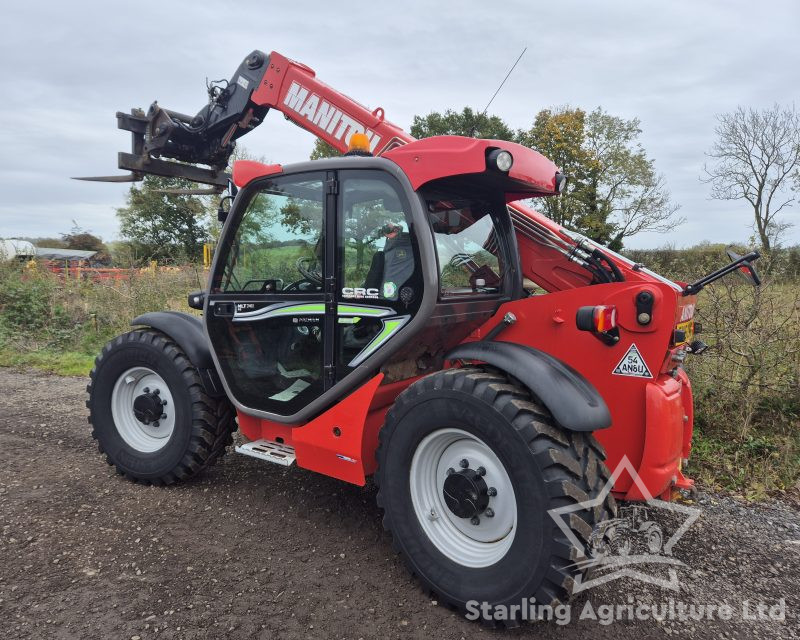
<box><xmin>82</xmin><ymin>50</ymin><xmax>760</xmax><ymax>619</ymax></box>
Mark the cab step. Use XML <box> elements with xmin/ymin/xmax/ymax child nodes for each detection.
<box><xmin>235</xmin><ymin>439</ymin><xmax>296</xmax><ymax>466</ymax></box>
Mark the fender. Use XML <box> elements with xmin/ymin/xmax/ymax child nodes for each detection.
<box><xmin>445</xmin><ymin>341</ymin><xmax>611</xmax><ymax>432</ymax></box>
<box><xmin>131</xmin><ymin>312</ymin><xmax>223</xmax><ymax>395</ymax></box>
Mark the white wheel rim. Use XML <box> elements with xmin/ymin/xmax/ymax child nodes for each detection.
<box><xmin>111</xmin><ymin>367</ymin><xmax>176</xmax><ymax>453</ymax></box>
<box><xmin>409</xmin><ymin>428</ymin><xmax>517</xmax><ymax>568</ymax></box>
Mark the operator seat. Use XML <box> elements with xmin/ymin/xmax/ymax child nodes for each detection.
<box><xmin>363</xmin><ymin>231</ymin><xmax>414</xmax><ymax>299</ymax></box>
<box><xmin>341</xmin><ymin>231</ymin><xmax>415</xmax><ymax>359</ymax></box>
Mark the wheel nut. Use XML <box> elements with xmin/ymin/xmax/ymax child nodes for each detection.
<box><xmin>160</xmin><ymin>413</ymin><xmax>167</xmax><ymax>420</ymax></box>
<box><xmin>446</xmin><ymin>467</ymin><xmax>455</xmax><ymax>475</ymax></box>
<box><xmin>476</xmin><ymin>466</ymin><xmax>486</xmax><ymax>476</ymax></box>
<box><xmin>459</xmin><ymin>459</ymin><xmax>469</xmax><ymax>469</ymax></box>
<box><xmin>470</xmin><ymin>516</ymin><xmax>480</xmax><ymax>525</ymax></box>
<box><xmin>152</xmin><ymin>420</ymin><xmax>160</xmax><ymax>427</ymax></box>
<box><xmin>153</xmin><ymin>389</ymin><xmax>160</xmax><ymax>395</ymax></box>
<box><xmin>485</xmin><ymin>508</ymin><xmax>495</xmax><ymax>518</ymax></box>
<box><xmin>143</xmin><ymin>387</ymin><xmax>150</xmax><ymax>393</ymax></box>
<box><xmin>161</xmin><ymin>399</ymin><xmax>168</xmax><ymax>406</ymax></box>
<box><xmin>487</xmin><ymin>487</ymin><xmax>497</xmax><ymax>496</ymax></box>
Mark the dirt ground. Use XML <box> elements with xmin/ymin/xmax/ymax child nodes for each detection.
<box><xmin>0</xmin><ymin>368</ymin><xmax>798</xmax><ymax>639</ymax></box>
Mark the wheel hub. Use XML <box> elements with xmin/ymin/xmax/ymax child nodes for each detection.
<box><xmin>133</xmin><ymin>389</ymin><xmax>166</xmax><ymax>426</ymax></box>
<box><xmin>111</xmin><ymin>367</ymin><xmax>176</xmax><ymax>453</ymax></box>
<box><xmin>443</xmin><ymin>467</ymin><xmax>489</xmax><ymax>519</ymax></box>
<box><xmin>409</xmin><ymin>428</ymin><xmax>517</xmax><ymax>568</ymax></box>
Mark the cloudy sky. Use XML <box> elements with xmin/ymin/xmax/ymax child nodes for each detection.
<box><xmin>1</xmin><ymin>0</ymin><xmax>798</xmax><ymax>248</ymax></box>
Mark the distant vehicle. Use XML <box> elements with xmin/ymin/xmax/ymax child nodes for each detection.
<box><xmin>0</xmin><ymin>239</ymin><xmax>36</xmax><ymax>261</ymax></box>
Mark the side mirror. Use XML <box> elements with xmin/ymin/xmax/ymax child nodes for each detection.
<box><xmin>681</xmin><ymin>247</ymin><xmax>762</xmax><ymax>296</ymax></box>
<box><xmin>725</xmin><ymin>246</ymin><xmax>762</xmax><ymax>287</ymax></box>
<box><xmin>217</xmin><ymin>195</ymin><xmax>234</xmax><ymax>223</ymax></box>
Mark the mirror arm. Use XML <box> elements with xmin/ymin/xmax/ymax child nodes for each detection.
<box><xmin>681</xmin><ymin>251</ymin><xmax>761</xmax><ymax>296</ymax></box>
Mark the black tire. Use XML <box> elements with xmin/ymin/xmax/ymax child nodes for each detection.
<box><xmin>375</xmin><ymin>366</ymin><xmax>615</xmax><ymax>625</ymax></box>
<box><xmin>86</xmin><ymin>329</ymin><xmax>236</xmax><ymax>485</ymax></box>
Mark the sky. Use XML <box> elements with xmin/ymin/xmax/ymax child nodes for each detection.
<box><xmin>1</xmin><ymin>0</ymin><xmax>798</xmax><ymax>249</ymax></box>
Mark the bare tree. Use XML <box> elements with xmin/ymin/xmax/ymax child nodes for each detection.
<box><xmin>704</xmin><ymin>104</ymin><xmax>800</xmax><ymax>251</ymax></box>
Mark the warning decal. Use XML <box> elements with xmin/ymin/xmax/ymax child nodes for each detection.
<box><xmin>612</xmin><ymin>344</ymin><xmax>653</xmax><ymax>378</ymax></box>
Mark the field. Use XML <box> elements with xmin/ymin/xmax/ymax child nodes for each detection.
<box><xmin>0</xmin><ymin>249</ymin><xmax>798</xmax><ymax>498</ymax></box>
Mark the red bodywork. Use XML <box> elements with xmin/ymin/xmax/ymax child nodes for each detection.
<box><xmin>233</xmin><ymin>52</ymin><xmax>696</xmax><ymax>501</ymax></box>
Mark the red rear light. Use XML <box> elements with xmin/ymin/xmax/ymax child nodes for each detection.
<box><xmin>575</xmin><ymin>305</ymin><xmax>620</xmax><ymax>345</ymax></box>
<box><xmin>593</xmin><ymin>305</ymin><xmax>617</xmax><ymax>332</ymax></box>
<box><xmin>575</xmin><ymin>305</ymin><xmax>619</xmax><ymax>345</ymax></box>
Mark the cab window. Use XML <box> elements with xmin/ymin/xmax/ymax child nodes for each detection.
<box><xmin>425</xmin><ymin>195</ymin><xmax>505</xmax><ymax>297</ymax></box>
<box><xmin>215</xmin><ymin>175</ymin><xmax>324</xmax><ymax>294</ymax></box>
<box><xmin>339</xmin><ymin>174</ymin><xmax>415</xmax><ymax>301</ymax></box>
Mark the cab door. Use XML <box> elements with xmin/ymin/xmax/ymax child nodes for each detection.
<box><xmin>334</xmin><ymin>169</ymin><xmax>423</xmax><ymax>380</ymax></box>
<box><xmin>205</xmin><ymin>171</ymin><xmax>333</xmax><ymax>418</ymax></box>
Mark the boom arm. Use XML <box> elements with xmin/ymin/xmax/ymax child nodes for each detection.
<box><xmin>78</xmin><ymin>50</ymin><xmax>412</xmax><ymax>190</ymax></box>
<box><xmin>80</xmin><ymin>49</ymin><xmax>653</xmax><ymax>291</ymax></box>
<box><xmin>250</xmin><ymin>52</ymin><xmax>412</xmax><ymax>156</ymax></box>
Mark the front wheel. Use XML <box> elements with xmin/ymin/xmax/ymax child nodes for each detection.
<box><xmin>375</xmin><ymin>367</ymin><xmax>615</xmax><ymax>624</ymax></box>
<box><xmin>87</xmin><ymin>329</ymin><xmax>236</xmax><ymax>484</ymax></box>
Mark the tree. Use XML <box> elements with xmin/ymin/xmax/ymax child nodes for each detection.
<box><xmin>204</xmin><ymin>146</ymin><xmax>270</xmax><ymax>243</ymax></box>
<box><xmin>310</xmin><ymin>139</ymin><xmax>340</xmax><ymax>160</ymax></box>
<box><xmin>517</xmin><ymin>107</ymin><xmax>597</xmax><ymax>233</ymax></box>
<box><xmin>117</xmin><ymin>175</ymin><xmax>210</xmax><ymax>263</ymax></box>
<box><xmin>704</xmin><ymin>104</ymin><xmax>800</xmax><ymax>252</ymax></box>
<box><xmin>30</xmin><ymin>237</ymin><xmax>67</xmax><ymax>249</ymax></box>
<box><xmin>344</xmin><ymin>203</ymin><xmax>391</xmax><ymax>271</ymax></box>
<box><xmin>410</xmin><ymin>107</ymin><xmax>516</xmax><ymax>140</ymax></box>
<box><xmin>61</xmin><ymin>222</ymin><xmax>105</xmax><ymax>252</ymax></box>
<box><xmin>521</xmin><ymin>107</ymin><xmax>681</xmax><ymax>250</ymax></box>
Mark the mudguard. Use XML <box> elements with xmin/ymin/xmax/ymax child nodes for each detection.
<box><xmin>445</xmin><ymin>340</ymin><xmax>611</xmax><ymax>432</ymax></box>
<box><xmin>131</xmin><ymin>312</ymin><xmax>223</xmax><ymax>395</ymax></box>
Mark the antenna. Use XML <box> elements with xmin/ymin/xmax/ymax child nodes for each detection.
<box><xmin>470</xmin><ymin>47</ymin><xmax>527</xmax><ymax>138</ymax></box>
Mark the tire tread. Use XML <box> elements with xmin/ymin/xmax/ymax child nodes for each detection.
<box><xmin>86</xmin><ymin>329</ymin><xmax>235</xmax><ymax>485</ymax></box>
<box><xmin>375</xmin><ymin>366</ymin><xmax>616</xmax><ymax>626</ymax></box>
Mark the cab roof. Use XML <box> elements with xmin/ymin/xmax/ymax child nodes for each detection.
<box><xmin>232</xmin><ymin>135</ymin><xmax>562</xmax><ymax>202</ymax></box>
<box><xmin>382</xmin><ymin>136</ymin><xmax>561</xmax><ymax>200</ymax></box>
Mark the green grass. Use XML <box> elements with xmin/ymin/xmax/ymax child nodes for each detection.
<box><xmin>689</xmin><ymin>430</ymin><xmax>800</xmax><ymax>500</ymax></box>
<box><xmin>0</xmin><ymin>347</ymin><xmax>95</xmax><ymax>376</ymax></box>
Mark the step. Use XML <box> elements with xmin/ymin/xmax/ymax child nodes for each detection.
<box><xmin>235</xmin><ymin>439</ymin><xmax>296</xmax><ymax>467</ymax></box>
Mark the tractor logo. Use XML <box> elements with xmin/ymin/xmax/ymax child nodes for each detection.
<box><xmin>612</xmin><ymin>343</ymin><xmax>653</xmax><ymax>378</ymax></box>
<box><xmin>548</xmin><ymin>455</ymin><xmax>700</xmax><ymax>592</ymax></box>
<box><xmin>594</xmin><ymin>505</ymin><xmax>665</xmax><ymax>557</ymax></box>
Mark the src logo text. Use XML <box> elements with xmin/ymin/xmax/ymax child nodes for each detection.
<box><xmin>283</xmin><ymin>81</ymin><xmax>382</xmax><ymax>152</ymax></box>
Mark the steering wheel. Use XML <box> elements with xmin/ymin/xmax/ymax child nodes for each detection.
<box><xmin>283</xmin><ymin>279</ymin><xmax>318</xmax><ymax>292</ymax></box>
<box><xmin>296</xmin><ymin>256</ymin><xmax>323</xmax><ymax>286</ymax></box>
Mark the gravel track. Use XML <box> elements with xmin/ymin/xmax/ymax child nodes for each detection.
<box><xmin>0</xmin><ymin>368</ymin><xmax>797</xmax><ymax>639</ymax></box>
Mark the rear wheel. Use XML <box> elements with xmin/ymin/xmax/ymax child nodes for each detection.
<box><xmin>375</xmin><ymin>367</ymin><xmax>615</xmax><ymax>624</ymax></box>
<box><xmin>87</xmin><ymin>329</ymin><xmax>236</xmax><ymax>484</ymax></box>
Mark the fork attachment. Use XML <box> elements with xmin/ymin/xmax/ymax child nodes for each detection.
<box><xmin>80</xmin><ymin>51</ymin><xmax>272</xmax><ymax>187</ymax></box>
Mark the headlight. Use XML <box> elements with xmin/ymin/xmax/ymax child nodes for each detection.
<box><xmin>488</xmin><ymin>149</ymin><xmax>513</xmax><ymax>172</ymax></box>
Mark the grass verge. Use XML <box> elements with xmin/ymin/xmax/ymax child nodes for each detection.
<box><xmin>0</xmin><ymin>348</ymin><xmax>95</xmax><ymax>377</ymax></box>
